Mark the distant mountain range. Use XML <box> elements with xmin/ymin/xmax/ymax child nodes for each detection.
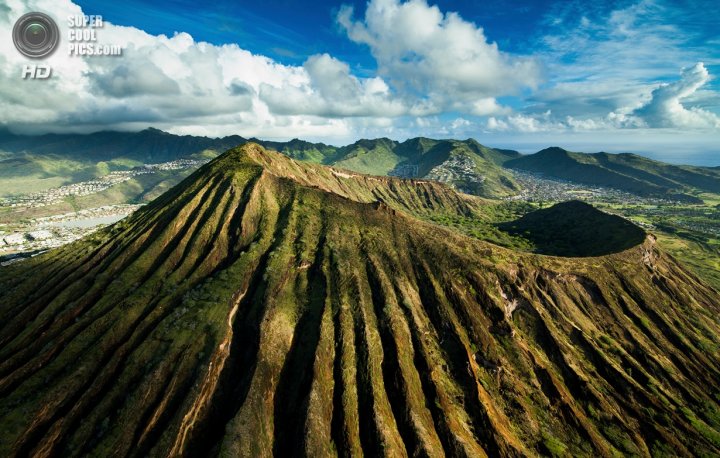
<box><xmin>1</xmin><ymin>144</ymin><xmax>719</xmax><ymax>456</ymax></box>
<box><xmin>506</xmin><ymin>147</ymin><xmax>720</xmax><ymax>203</ymax></box>
<box><xmin>1</xmin><ymin>128</ymin><xmax>718</xmax><ymax>201</ymax></box>
<box><xmin>0</xmin><ymin>128</ymin><xmax>243</xmax><ymax>163</ymax></box>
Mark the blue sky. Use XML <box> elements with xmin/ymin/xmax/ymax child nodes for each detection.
<box><xmin>70</xmin><ymin>0</ymin><xmax>566</xmax><ymax>67</ymax></box>
<box><xmin>2</xmin><ymin>0</ymin><xmax>719</xmax><ymax>163</ymax></box>
<box><xmin>72</xmin><ymin>0</ymin><xmax>720</xmax><ymax>84</ymax></box>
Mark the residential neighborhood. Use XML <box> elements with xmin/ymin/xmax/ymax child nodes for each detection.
<box><xmin>0</xmin><ymin>158</ymin><xmax>207</xmax><ymax>209</ymax></box>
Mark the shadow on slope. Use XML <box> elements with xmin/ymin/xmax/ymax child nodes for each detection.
<box><xmin>499</xmin><ymin>200</ymin><xmax>646</xmax><ymax>257</ymax></box>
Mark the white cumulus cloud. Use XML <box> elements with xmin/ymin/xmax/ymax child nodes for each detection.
<box><xmin>632</xmin><ymin>62</ymin><xmax>720</xmax><ymax>128</ymax></box>
<box><xmin>0</xmin><ymin>0</ymin><xmax>542</xmax><ymax>141</ymax></box>
<box><xmin>337</xmin><ymin>0</ymin><xmax>540</xmax><ymax>115</ymax></box>
<box><xmin>487</xmin><ymin>63</ymin><xmax>720</xmax><ymax>133</ymax></box>
<box><xmin>0</xmin><ymin>0</ymin><xmax>414</xmax><ymax>140</ymax></box>
<box><xmin>258</xmin><ymin>53</ymin><xmax>411</xmax><ymax>118</ymax></box>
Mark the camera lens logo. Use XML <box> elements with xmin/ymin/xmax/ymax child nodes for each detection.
<box><xmin>13</xmin><ymin>12</ymin><xmax>60</xmax><ymax>58</ymax></box>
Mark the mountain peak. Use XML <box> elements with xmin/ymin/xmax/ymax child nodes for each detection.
<box><xmin>140</xmin><ymin>127</ymin><xmax>170</xmax><ymax>135</ymax></box>
<box><xmin>205</xmin><ymin>143</ymin><xmax>476</xmax><ymax>217</ymax></box>
<box><xmin>536</xmin><ymin>146</ymin><xmax>570</xmax><ymax>156</ymax></box>
<box><xmin>352</xmin><ymin>137</ymin><xmax>397</xmax><ymax>148</ymax></box>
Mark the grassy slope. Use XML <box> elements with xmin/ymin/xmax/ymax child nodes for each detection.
<box><xmin>254</xmin><ymin>138</ymin><xmax>340</xmax><ymax>164</ymax></box>
<box><xmin>1</xmin><ymin>144</ymin><xmax>719</xmax><ymax>457</ymax></box>
<box><xmin>593</xmin><ymin>196</ymin><xmax>720</xmax><ymax>292</ymax></box>
<box><xmin>596</xmin><ymin>153</ymin><xmax>720</xmax><ymax>194</ymax></box>
<box><xmin>656</xmin><ymin>232</ymin><xmax>720</xmax><ymax>291</ymax></box>
<box><xmin>506</xmin><ymin>147</ymin><xmax>719</xmax><ymax>202</ymax></box>
<box><xmin>331</xmin><ymin>138</ymin><xmax>401</xmax><ymax>175</ymax></box>
<box><xmin>331</xmin><ymin>138</ymin><xmax>520</xmax><ymax>198</ymax></box>
<box><xmin>0</xmin><ymin>128</ymin><xmax>237</xmax><ymax>199</ymax></box>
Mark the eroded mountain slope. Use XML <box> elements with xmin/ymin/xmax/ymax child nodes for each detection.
<box><xmin>0</xmin><ymin>144</ymin><xmax>719</xmax><ymax>457</ymax></box>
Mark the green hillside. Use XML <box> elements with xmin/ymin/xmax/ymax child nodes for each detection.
<box><xmin>331</xmin><ymin>138</ymin><xmax>400</xmax><ymax>174</ymax></box>
<box><xmin>506</xmin><ymin>147</ymin><xmax>720</xmax><ymax>202</ymax></box>
<box><xmin>1</xmin><ymin>144</ymin><xmax>719</xmax><ymax>457</ymax></box>
<box><xmin>595</xmin><ymin>152</ymin><xmax>720</xmax><ymax>193</ymax></box>
<box><xmin>331</xmin><ymin>138</ymin><xmax>521</xmax><ymax>198</ymax></box>
<box><xmin>252</xmin><ymin>138</ymin><xmax>340</xmax><ymax>164</ymax></box>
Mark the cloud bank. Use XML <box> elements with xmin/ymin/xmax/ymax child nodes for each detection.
<box><xmin>0</xmin><ymin>0</ymin><xmax>540</xmax><ymax>140</ymax></box>
<box><xmin>0</xmin><ymin>0</ymin><xmax>365</xmax><ymax>139</ymax></box>
<box><xmin>0</xmin><ymin>0</ymin><xmax>717</xmax><ymax>149</ymax></box>
<box><xmin>487</xmin><ymin>62</ymin><xmax>720</xmax><ymax>133</ymax></box>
